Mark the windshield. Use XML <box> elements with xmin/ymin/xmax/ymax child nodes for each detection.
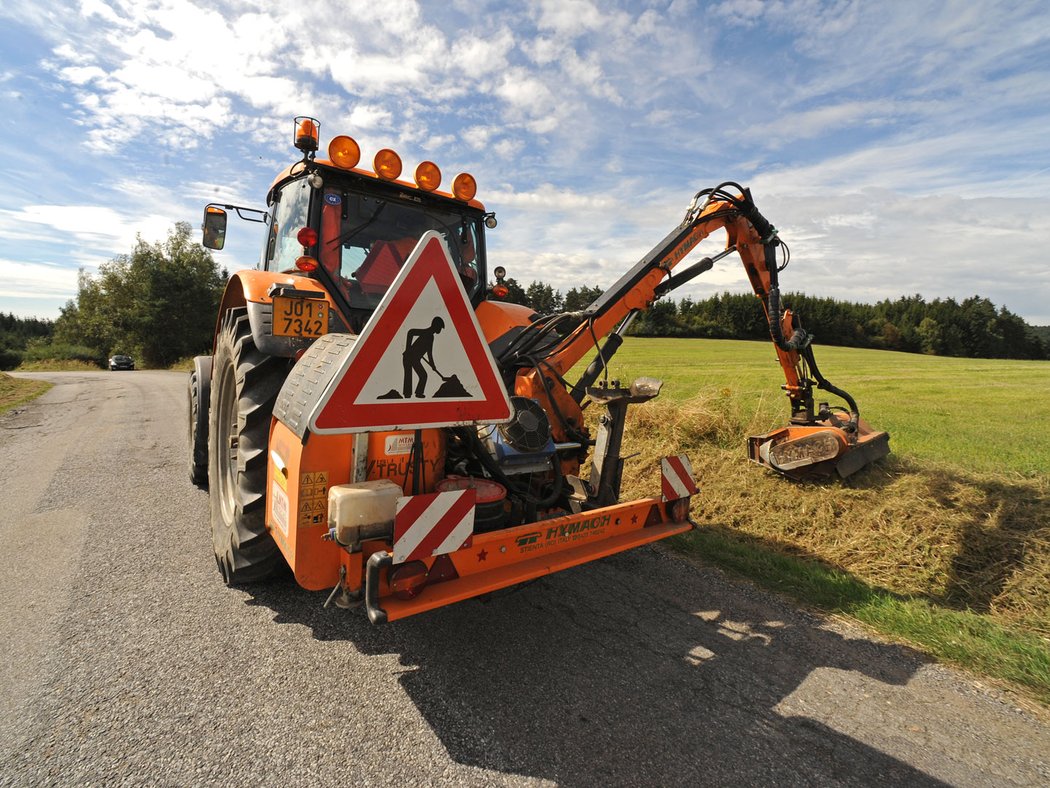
<box><xmin>317</xmin><ymin>186</ymin><xmax>482</xmax><ymax>311</ymax></box>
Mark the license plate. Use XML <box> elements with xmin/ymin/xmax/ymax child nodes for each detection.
<box><xmin>272</xmin><ymin>296</ymin><xmax>329</xmax><ymax>338</ymax></box>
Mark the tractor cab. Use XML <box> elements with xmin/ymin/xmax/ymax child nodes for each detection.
<box><xmin>202</xmin><ymin>116</ymin><xmax>494</xmax><ymax>331</ymax></box>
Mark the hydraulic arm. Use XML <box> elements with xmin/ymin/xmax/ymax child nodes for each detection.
<box><xmin>502</xmin><ymin>183</ymin><xmax>889</xmax><ymax>480</ymax></box>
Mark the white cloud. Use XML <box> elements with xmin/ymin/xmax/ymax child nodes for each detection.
<box><xmin>79</xmin><ymin>0</ymin><xmax>125</xmax><ymax>25</ymax></box>
<box><xmin>450</xmin><ymin>28</ymin><xmax>516</xmax><ymax>76</ymax></box>
<box><xmin>348</xmin><ymin>104</ymin><xmax>393</xmax><ymax>130</ymax></box>
<box><xmin>0</xmin><ymin>259</ymin><xmax>81</xmax><ymax>301</ymax></box>
<box><xmin>534</xmin><ymin>0</ymin><xmax>616</xmax><ymax>38</ymax></box>
<box><xmin>0</xmin><ymin>205</ymin><xmax>175</xmax><ymax>255</ymax></box>
<box><xmin>495</xmin><ymin>68</ymin><xmax>553</xmax><ymax>112</ymax></box>
<box><xmin>741</xmin><ymin>99</ymin><xmax>903</xmax><ymax>147</ymax></box>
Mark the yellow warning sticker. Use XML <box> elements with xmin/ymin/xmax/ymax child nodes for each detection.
<box><xmin>297</xmin><ymin>471</ymin><xmax>329</xmax><ymax>528</ymax></box>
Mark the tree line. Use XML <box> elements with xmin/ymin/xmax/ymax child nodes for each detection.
<box><xmin>3</xmin><ymin>231</ymin><xmax>1046</xmax><ymax>370</ymax></box>
<box><xmin>495</xmin><ymin>281</ymin><xmax>1048</xmax><ymax>361</ymax></box>
<box><xmin>0</xmin><ymin>313</ymin><xmax>53</xmax><ymax>370</ymax></box>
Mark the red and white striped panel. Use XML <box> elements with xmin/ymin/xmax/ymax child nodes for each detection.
<box><xmin>661</xmin><ymin>455</ymin><xmax>699</xmax><ymax>501</ymax></box>
<box><xmin>392</xmin><ymin>488</ymin><xmax>476</xmax><ymax>565</ymax></box>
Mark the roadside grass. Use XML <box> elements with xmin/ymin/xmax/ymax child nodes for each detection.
<box><xmin>19</xmin><ymin>341</ymin><xmax>104</xmax><ymax>369</ymax></box>
<box><xmin>168</xmin><ymin>357</ymin><xmax>195</xmax><ymax>372</ymax></box>
<box><xmin>0</xmin><ymin>372</ymin><xmax>52</xmax><ymax>415</ymax></box>
<box><xmin>595</xmin><ymin>338</ymin><xmax>1050</xmax><ymax>702</ymax></box>
<box><xmin>16</xmin><ymin>359</ymin><xmax>103</xmax><ymax>372</ymax></box>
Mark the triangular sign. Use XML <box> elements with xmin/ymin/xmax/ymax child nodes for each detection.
<box><xmin>309</xmin><ymin>231</ymin><xmax>513</xmax><ymax>433</ymax></box>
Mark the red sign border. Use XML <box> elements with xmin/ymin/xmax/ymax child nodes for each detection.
<box><xmin>310</xmin><ymin>232</ymin><xmax>513</xmax><ymax>433</ymax></box>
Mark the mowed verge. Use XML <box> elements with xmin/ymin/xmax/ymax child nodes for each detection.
<box><xmin>601</xmin><ymin>337</ymin><xmax>1050</xmax><ymax>703</ymax></box>
<box><xmin>0</xmin><ymin>373</ymin><xmax>51</xmax><ymax>414</ymax></box>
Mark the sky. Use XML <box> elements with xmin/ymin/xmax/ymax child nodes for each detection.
<box><xmin>1</xmin><ymin>0</ymin><xmax>1049</xmax><ymax>325</ymax></box>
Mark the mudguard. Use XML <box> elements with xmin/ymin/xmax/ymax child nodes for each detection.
<box><xmin>214</xmin><ymin>270</ymin><xmax>348</xmax><ymax>357</ymax></box>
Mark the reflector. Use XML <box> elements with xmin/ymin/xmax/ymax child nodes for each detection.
<box><xmin>389</xmin><ymin>560</ymin><xmax>429</xmax><ymax>599</ymax></box>
<box><xmin>670</xmin><ymin>498</ymin><xmax>691</xmax><ymax>522</ymax></box>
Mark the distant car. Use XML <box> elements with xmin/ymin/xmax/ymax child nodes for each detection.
<box><xmin>109</xmin><ymin>354</ymin><xmax>135</xmax><ymax>371</ymax></box>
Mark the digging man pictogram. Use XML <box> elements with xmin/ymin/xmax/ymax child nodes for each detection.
<box><xmin>376</xmin><ymin>316</ymin><xmax>473</xmax><ymax>400</ymax></box>
<box><xmin>403</xmin><ymin>317</ymin><xmax>444</xmax><ymax>397</ymax></box>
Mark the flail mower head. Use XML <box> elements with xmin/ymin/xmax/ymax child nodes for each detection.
<box><xmin>748</xmin><ymin>417</ymin><xmax>890</xmax><ymax>480</ymax></box>
<box><xmin>746</xmin><ymin>295</ymin><xmax>891</xmax><ymax>480</ymax></box>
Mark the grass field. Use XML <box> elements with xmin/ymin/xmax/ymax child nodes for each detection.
<box><xmin>595</xmin><ymin>338</ymin><xmax>1050</xmax><ymax>702</ymax></box>
<box><xmin>605</xmin><ymin>339</ymin><xmax>1050</xmax><ymax>475</ymax></box>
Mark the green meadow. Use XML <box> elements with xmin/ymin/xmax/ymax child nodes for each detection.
<box><xmin>604</xmin><ymin>338</ymin><xmax>1050</xmax><ymax>475</ymax></box>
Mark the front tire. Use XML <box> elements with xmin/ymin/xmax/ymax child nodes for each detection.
<box><xmin>188</xmin><ymin>355</ymin><xmax>212</xmax><ymax>487</ymax></box>
<box><xmin>208</xmin><ymin>308</ymin><xmax>288</xmax><ymax>584</ymax></box>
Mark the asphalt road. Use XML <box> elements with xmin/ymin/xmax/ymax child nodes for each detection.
<box><xmin>2</xmin><ymin>370</ymin><xmax>1049</xmax><ymax>787</ymax></box>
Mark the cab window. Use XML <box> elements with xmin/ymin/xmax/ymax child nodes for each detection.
<box><xmin>317</xmin><ymin>188</ymin><xmax>481</xmax><ymax>310</ymax></box>
<box><xmin>264</xmin><ymin>179</ymin><xmax>312</xmax><ymax>271</ymax></box>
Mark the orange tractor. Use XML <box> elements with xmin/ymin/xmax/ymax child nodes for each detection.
<box><xmin>190</xmin><ymin>117</ymin><xmax>888</xmax><ymax>623</ymax></box>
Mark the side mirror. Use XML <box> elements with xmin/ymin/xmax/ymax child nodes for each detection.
<box><xmin>202</xmin><ymin>205</ymin><xmax>228</xmax><ymax>250</ymax></box>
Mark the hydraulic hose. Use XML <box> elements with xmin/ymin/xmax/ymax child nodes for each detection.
<box><xmin>800</xmin><ymin>346</ymin><xmax>859</xmax><ymax>418</ymax></box>
<box><xmin>766</xmin><ymin>287</ymin><xmax>813</xmax><ymax>353</ymax></box>
<box><xmin>763</xmin><ymin>237</ymin><xmax>860</xmax><ymax>436</ymax></box>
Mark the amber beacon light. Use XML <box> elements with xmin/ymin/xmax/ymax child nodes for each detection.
<box><xmin>294</xmin><ymin>116</ymin><xmax>320</xmax><ymax>152</ymax></box>
<box><xmin>414</xmin><ymin>161</ymin><xmax>442</xmax><ymax>191</ymax></box>
<box><xmin>373</xmin><ymin>149</ymin><xmax>403</xmax><ymax>180</ymax></box>
<box><xmin>452</xmin><ymin>172</ymin><xmax>477</xmax><ymax>201</ymax></box>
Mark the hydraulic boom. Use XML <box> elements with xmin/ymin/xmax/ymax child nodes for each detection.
<box><xmin>499</xmin><ymin>182</ymin><xmax>889</xmax><ymax>480</ymax></box>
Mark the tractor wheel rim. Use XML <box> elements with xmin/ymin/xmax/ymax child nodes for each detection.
<box><xmin>216</xmin><ymin>362</ymin><xmax>237</xmax><ymax>524</ymax></box>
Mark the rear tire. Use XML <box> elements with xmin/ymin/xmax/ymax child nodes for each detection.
<box><xmin>208</xmin><ymin>308</ymin><xmax>287</xmax><ymax>584</ymax></box>
<box><xmin>188</xmin><ymin>355</ymin><xmax>212</xmax><ymax>488</ymax></box>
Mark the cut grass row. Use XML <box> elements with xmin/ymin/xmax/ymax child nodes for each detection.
<box><xmin>601</xmin><ymin>337</ymin><xmax>1050</xmax><ymax>703</ymax></box>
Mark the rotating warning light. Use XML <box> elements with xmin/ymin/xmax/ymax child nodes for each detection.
<box><xmin>329</xmin><ymin>135</ymin><xmax>361</xmax><ymax>169</ymax></box>
<box><xmin>373</xmin><ymin>149</ymin><xmax>403</xmax><ymax>180</ymax></box>
<box><xmin>414</xmin><ymin>161</ymin><xmax>442</xmax><ymax>191</ymax></box>
<box><xmin>294</xmin><ymin>116</ymin><xmax>320</xmax><ymax>152</ymax></box>
<box><xmin>452</xmin><ymin>172</ymin><xmax>477</xmax><ymax>202</ymax></box>
<box><xmin>296</xmin><ymin>227</ymin><xmax>318</xmax><ymax>247</ymax></box>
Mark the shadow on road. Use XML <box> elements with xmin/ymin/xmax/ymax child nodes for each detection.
<box><xmin>244</xmin><ymin>546</ymin><xmax>943</xmax><ymax>786</ymax></box>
